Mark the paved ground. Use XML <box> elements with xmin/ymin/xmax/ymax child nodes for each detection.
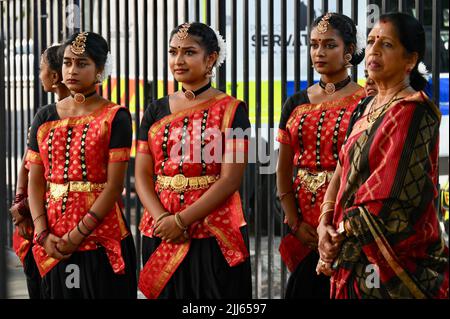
<box><xmin>6</xmin><ymin>236</ymin><xmax>286</xmax><ymax>299</ymax></box>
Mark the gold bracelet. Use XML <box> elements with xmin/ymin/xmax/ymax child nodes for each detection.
<box><xmin>319</xmin><ymin>200</ymin><xmax>336</xmax><ymax>213</ymax></box>
<box><xmin>277</xmin><ymin>191</ymin><xmax>293</xmax><ymax>201</ymax></box>
<box><xmin>155</xmin><ymin>212</ymin><xmax>171</xmax><ymax>224</ymax></box>
<box><xmin>174</xmin><ymin>213</ymin><xmax>188</xmax><ymax>230</ymax></box>
<box><xmin>32</xmin><ymin>213</ymin><xmax>46</xmax><ymax>224</ymax></box>
<box><xmin>317</xmin><ymin>208</ymin><xmax>334</xmax><ymax>223</ymax></box>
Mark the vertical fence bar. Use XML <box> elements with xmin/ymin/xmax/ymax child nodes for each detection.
<box><xmin>81</xmin><ymin>0</ymin><xmax>85</xmax><ymax>30</ymax></box>
<box><xmin>173</xmin><ymin>0</ymin><xmax>178</xmax><ymax>91</ymax></box>
<box><xmin>106</xmin><ymin>0</ymin><xmax>112</xmax><ymax>100</ymax></box>
<box><xmin>381</xmin><ymin>0</ymin><xmax>387</xmax><ymax>14</ymax></box>
<box><xmin>134</xmin><ymin>0</ymin><xmax>142</xmax><ymax>274</ymax></box>
<box><xmin>27</xmin><ymin>0</ymin><xmax>31</xmax><ymax>128</ymax></box>
<box><xmin>351</xmin><ymin>0</ymin><xmax>358</xmax><ymax>82</ymax></box>
<box><xmin>322</xmin><ymin>0</ymin><xmax>328</xmax><ymax>13</ymax></box>
<box><xmin>19</xmin><ymin>0</ymin><xmax>25</xmax><ymax>156</ymax></box>
<box><xmin>336</xmin><ymin>0</ymin><xmax>343</xmax><ymax>13</ymax></box>
<box><xmin>89</xmin><ymin>0</ymin><xmax>93</xmax><ymax>31</ymax></box>
<box><xmin>115</xmin><ymin>0</ymin><xmax>121</xmax><ymax>105</ymax></box>
<box><xmin>97</xmin><ymin>0</ymin><xmax>103</xmax><ymax>96</ymax></box>
<box><xmin>57</xmin><ymin>0</ymin><xmax>63</xmax><ymax>41</ymax></box>
<box><xmin>152</xmin><ymin>0</ymin><xmax>158</xmax><ymax>100</ymax></box>
<box><xmin>280</xmin><ymin>0</ymin><xmax>288</xmax><ymax>296</ymax></box>
<box><xmin>195</xmin><ymin>0</ymin><xmax>200</xmax><ymax>21</ymax></box>
<box><xmin>398</xmin><ymin>0</ymin><xmax>407</xmax><ymax>12</ymax></box>
<box><xmin>163</xmin><ymin>0</ymin><xmax>168</xmax><ymax>95</ymax></box>
<box><xmin>243</xmin><ymin>0</ymin><xmax>249</xmax><ymax>105</ymax></box>
<box><xmin>231</xmin><ymin>0</ymin><xmax>237</xmax><ymax>97</ymax></box>
<box><xmin>0</xmin><ymin>4</ymin><xmax>8</xmax><ymax>299</ymax></box>
<box><xmin>294</xmin><ymin>0</ymin><xmax>300</xmax><ymax>91</ymax></box>
<box><xmin>215</xmin><ymin>0</ymin><xmax>226</xmax><ymax>92</ymax></box>
<box><xmin>415</xmin><ymin>0</ymin><xmax>424</xmax><ymax>24</ymax></box>
<box><xmin>7</xmin><ymin>0</ymin><xmax>12</xmax><ymax>221</ymax></box>
<box><xmin>205</xmin><ymin>0</ymin><xmax>211</xmax><ymax>25</ymax></box>
<box><xmin>432</xmin><ymin>0</ymin><xmax>441</xmax><ymax>105</ymax></box>
<box><xmin>267</xmin><ymin>0</ymin><xmax>274</xmax><ymax>299</ymax></box>
<box><xmin>242</xmin><ymin>0</ymin><xmax>249</xmax><ymax>254</ymax></box>
<box><xmin>124</xmin><ymin>0</ymin><xmax>131</xmax><ymax>224</ymax></box>
<box><xmin>254</xmin><ymin>0</ymin><xmax>262</xmax><ymax>299</ymax></box>
<box><xmin>307</xmin><ymin>0</ymin><xmax>314</xmax><ymax>86</ymax></box>
<box><xmin>13</xmin><ymin>0</ymin><xmax>18</xmax><ymax>199</ymax></box>
<box><xmin>184</xmin><ymin>0</ymin><xmax>189</xmax><ymax>22</ymax></box>
<box><xmin>143</xmin><ymin>0</ymin><xmax>149</xmax><ymax>103</ymax></box>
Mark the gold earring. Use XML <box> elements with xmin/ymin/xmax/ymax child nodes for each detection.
<box><xmin>96</xmin><ymin>74</ymin><xmax>101</xmax><ymax>83</ymax></box>
<box><xmin>344</xmin><ymin>53</ymin><xmax>353</xmax><ymax>68</ymax></box>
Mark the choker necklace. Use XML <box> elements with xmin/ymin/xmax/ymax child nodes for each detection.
<box><xmin>182</xmin><ymin>82</ymin><xmax>211</xmax><ymax>101</ymax></box>
<box><xmin>319</xmin><ymin>76</ymin><xmax>351</xmax><ymax>95</ymax></box>
<box><xmin>71</xmin><ymin>90</ymin><xmax>97</xmax><ymax>103</ymax></box>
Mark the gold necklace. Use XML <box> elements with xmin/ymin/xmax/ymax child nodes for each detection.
<box><xmin>367</xmin><ymin>86</ymin><xmax>409</xmax><ymax>124</ymax></box>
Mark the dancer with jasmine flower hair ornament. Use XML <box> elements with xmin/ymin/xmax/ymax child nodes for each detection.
<box><xmin>136</xmin><ymin>22</ymin><xmax>252</xmax><ymax>299</ymax></box>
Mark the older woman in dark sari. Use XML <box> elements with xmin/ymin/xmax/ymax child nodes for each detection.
<box><xmin>317</xmin><ymin>12</ymin><xmax>449</xmax><ymax>299</ymax></box>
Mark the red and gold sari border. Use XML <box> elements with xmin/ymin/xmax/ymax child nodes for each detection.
<box><xmin>221</xmin><ymin>99</ymin><xmax>242</xmax><ymax>133</ymax></box>
<box><xmin>276</xmin><ymin>129</ymin><xmax>291</xmax><ymax>145</ymax></box>
<box><xmin>26</xmin><ymin>150</ymin><xmax>43</xmax><ymax>165</ymax></box>
<box><xmin>149</xmin><ymin>93</ymin><xmax>229</xmax><ymax>139</ymax></box>
<box><xmin>136</xmin><ymin>141</ymin><xmax>151</xmax><ymax>154</ymax></box>
<box><xmin>36</xmin><ymin>103</ymin><xmax>118</xmax><ymax>146</ymax></box>
<box><xmin>358</xmin><ymin>207</ymin><xmax>427</xmax><ymax>299</ymax></box>
<box><xmin>108</xmin><ymin>147</ymin><xmax>131</xmax><ymax>162</ymax></box>
<box><xmin>286</xmin><ymin>87</ymin><xmax>365</xmax><ymax>129</ymax></box>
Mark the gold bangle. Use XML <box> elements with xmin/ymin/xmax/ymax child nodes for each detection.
<box><xmin>317</xmin><ymin>208</ymin><xmax>334</xmax><ymax>223</ymax></box>
<box><xmin>155</xmin><ymin>212</ymin><xmax>171</xmax><ymax>224</ymax></box>
<box><xmin>174</xmin><ymin>213</ymin><xmax>187</xmax><ymax>230</ymax></box>
<box><xmin>277</xmin><ymin>191</ymin><xmax>293</xmax><ymax>201</ymax></box>
<box><xmin>319</xmin><ymin>200</ymin><xmax>336</xmax><ymax>212</ymax></box>
<box><xmin>32</xmin><ymin>213</ymin><xmax>46</xmax><ymax>224</ymax></box>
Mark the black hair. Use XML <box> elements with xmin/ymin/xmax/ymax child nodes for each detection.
<box><xmin>42</xmin><ymin>44</ymin><xmax>64</xmax><ymax>81</ymax></box>
<box><xmin>378</xmin><ymin>12</ymin><xmax>427</xmax><ymax>91</ymax></box>
<box><xmin>312</xmin><ymin>13</ymin><xmax>364</xmax><ymax>66</ymax></box>
<box><xmin>61</xmin><ymin>31</ymin><xmax>109</xmax><ymax>69</ymax></box>
<box><xmin>170</xmin><ymin>22</ymin><xmax>220</xmax><ymax>65</ymax></box>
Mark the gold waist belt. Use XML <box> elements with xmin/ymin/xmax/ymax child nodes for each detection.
<box><xmin>47</xmin><ymin>181</ymin><xmax>106</xmax><ymax>201</ymax></box>
<box><xmin>156</xmin><ymin>174</ymin><xmax>219</xmax><ymax>193</ymax></box>
<box><xmin>296</xmin><ymin>169</ymin><xmax>334</xmax><ymax>193</ymax></box>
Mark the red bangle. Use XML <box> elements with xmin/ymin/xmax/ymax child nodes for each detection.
<box><xmin>291</xmin><ymin>218</ymin><xmax>302</xmax><ymax>234</ymax></box>
<box><xmin>34</xmin><ymin>229</ymin><xmax>49</xmax><ymax>246</ymax></box>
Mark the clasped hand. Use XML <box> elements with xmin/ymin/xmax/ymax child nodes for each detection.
<box><xmin>153</xmin><ymin>215</ymin><xmax>188</xmax><ymax>244</ymax></box>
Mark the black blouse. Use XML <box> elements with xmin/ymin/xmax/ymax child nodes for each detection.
<box><xmin>28</xmin><ymin>103</ymin><xmax>132</xmax><ymax>153</ymax></box>
<box><xmin>138</xmin><ymin>96</ymin><xmax>251</xmax><ymax>141</ymax></box>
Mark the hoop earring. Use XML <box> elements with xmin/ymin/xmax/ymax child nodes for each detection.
<box><xmin>96</xmin><ymin>73</ymin><xmax>102</xmax><ymax>83</ymax></box>
<box><xmin>344</xmin><ymin>53</ymin><xmax>353</xmax><ymax>68</ymax></box>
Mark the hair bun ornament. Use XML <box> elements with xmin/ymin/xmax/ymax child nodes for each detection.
<box><xmin>355</xmin><ymin>25</ymin><xmax>365</xmax><ymax>56</ymax></box>
<box><xmin>100</xmin><ymin>52</ymin><xmax>113</xmax><ymax>81</ymax></box>
<box><xmin>417</xmin><ymin>62</ymin><xmax>430</xmax><ymax>79</ymax></box>
<box><xmin>212</xmin><ymin>28</ymin><xmax>227</xmax><ymax>68</ymax></box>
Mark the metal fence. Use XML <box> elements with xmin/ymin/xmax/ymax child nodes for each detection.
<box><xmin>1</xmin><ymin>0</ymin><xmax>448</xmax><ymax>299</ymax></box>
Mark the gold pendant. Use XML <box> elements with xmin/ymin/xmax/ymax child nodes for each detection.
<box><xmin>324</xmin><ymin>83</ymin><xmax>336</xmax><ymax>95</ymax></box>
<box><xmin>73</xmin><ymin>93</ymin><xmax>86</xmax><ymax>103</ymax></box>
<box><xmin>184</xmin><ymin>90</ymin><xmax>195</xmax><ymax>100</ymax></box>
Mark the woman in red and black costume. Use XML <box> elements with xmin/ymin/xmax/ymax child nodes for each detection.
<box><xmin>136</xmin><ymin>22</ymin><xmax>252</xmax><ymax>299</ymax></box>
<box><xmin>317</xmin><ymin>12</ymin><xmax>448</xmax><ymax>299</ymax></box>
<box><xmin>10</xmin><ymin>44</ymin><xmax>70</xmax><ymax>299</ymax></box>
<box><xmin>26</xmin><ymin>32</ymin><xmax>137</xmax><ymax>298</ymax></box>
<box><xmin>276</xmin><ymin>12</ymin><xmax>365</xmax><ymax>299</ymax></box>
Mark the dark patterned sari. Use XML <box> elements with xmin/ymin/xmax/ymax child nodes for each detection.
<box><xmin>332</xmin><ymin>91</ymin><xmax>449</xmax><ymax>299</ymax></box>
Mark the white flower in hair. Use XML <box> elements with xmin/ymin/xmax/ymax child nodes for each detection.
<box><xmin>418</xmin><ymin>61</ymin><xmax>429</xmax><ymax>78</ymax></box>
<box><xmin>355</xmin><ymin>25</ymin><xmax>365</xmax><ymax>56</ymax></box>
<box><xmin>213</xmin><ymin>28</ymin><xmax>227</xmax><ymax>68</ymax></box>
<box><xmin>100</xmin><ymin>52</ymin><xmax>113</xmax><ymax>81</ymax></box>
